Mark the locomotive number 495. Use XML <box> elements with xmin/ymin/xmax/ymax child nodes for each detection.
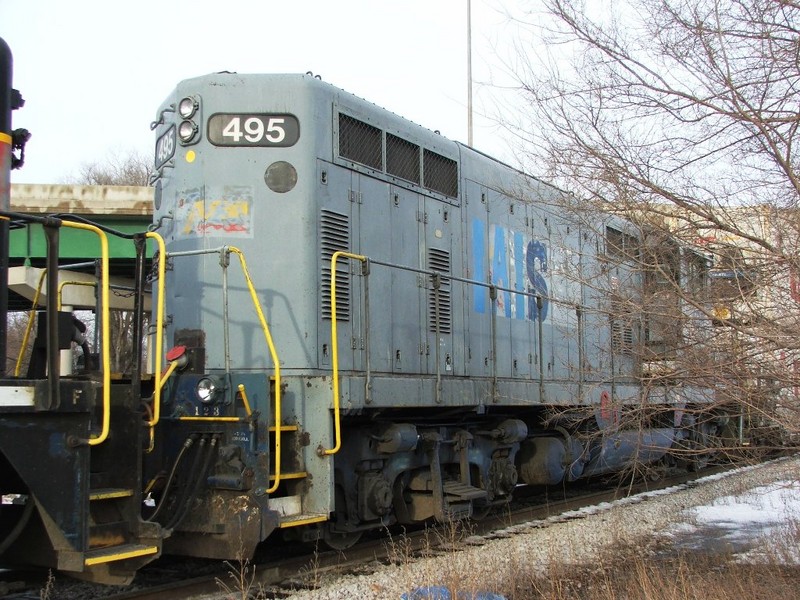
<box><xmin>208</xmin><ymin>113</ymin><xmax>300</xmax><ymax>147</ymax></box>
<box><xmin>155</xmin><ymin>125</ymin><xmax>176</xmax><ymax>169</ymax></box>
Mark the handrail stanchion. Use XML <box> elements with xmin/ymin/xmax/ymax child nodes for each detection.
<box><xmin>61</xmin><ymin>221</ymin><xmax>111</xmax><ymax>446</ymax></box>
<box><xmin>144</xmin><ymin>232</ymin><xmax>167</xmax><ymax>434</ymax></box>
<box><xmin>227</xmin><ymin>247</ymin><xmax>282</xmax><ymax>493</ymax></box>
<box><xmin>320</xmin><ymin>250</ymin><xmax>366</xmax><ymax>456</ymax></box>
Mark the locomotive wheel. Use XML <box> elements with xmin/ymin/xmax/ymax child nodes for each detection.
<box><xmin>322</xmin><ymin>526</ymin><xmax>363</xmax><ymax>550</ymax></box>
<box><xmin>323</xmin><ymin>485</ymin><xmax>363</xmax><ymax>550</ymax></box>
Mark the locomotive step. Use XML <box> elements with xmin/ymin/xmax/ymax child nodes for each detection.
<box><xmin>89</xmin><ymin>488</ymin><xmax>134</xmax><ymax>501</ymax></box>
<box><xmin>269</xmin><ymin>471</ymin><xmax>307</xmax><ymax>482</ymax></box>
<box><xmin>83</xmin><ymin>543</ymin><xmax>159</xmax><ymax>567</ymax></box>
<box><xmin>277</xmin><ymin>513</ymin><xmax>329</xmax><ymax>529</ymax></box>
<box><xmin>268</xmin><ymin>424</ymin><xmax>299</xmax><ymax>432</ymax></box>
<box><xmin>443</xmin><ymin>481</ymin><xmax>488</xmax><ymax>501</ymax></box>
<box><xmin>269</xmin><ymin>494</ymin><xmax>302</xmax><ymax>517</ymax></box>
<box><xmin>268</xmin><ymin>494</ymin><xmax>329</xmax><ymax>529</ymax></box>
<box><xmin>88</xmin><ymin>521</ymin><xmax>128</xmax><ymax>548</ymax></box>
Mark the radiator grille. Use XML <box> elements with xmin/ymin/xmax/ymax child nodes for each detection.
<box><xmin>337</xmin><ymin>111</ymin><xmax>460</xmax><ymax>201</ymax></box>
<box><xmin>423</xmin><ymin>150</ymin><xmax>459</xmax><ymax>198</ymax></box>
<box><xmin>387</xmin><ymin>134</ymin><xmax>420</xmax><ymax>184</ymax></box>
<box><xmin>339</xmin><ymin>114</ymin><xmax>382</xmax><ymax>170</ymax></box>
<box><xmin>428</xmin><ymin>248</ymin><xmax>452</xmax><ymax>334</ymax></box>
<box><xmin>321</xmin><ymin>209</ymin><xmax>351</xmax><ymax>321</ymax></box>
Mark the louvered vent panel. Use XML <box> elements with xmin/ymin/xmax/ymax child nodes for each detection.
<box><xmin>428</xmin><ymin>248</ymin><xmax>452</xmax><ymax>334</ymax></box>
<box><xmin>611</xmin><ymin>320</ymin><xmax>634</xmax><ymax>356</ymax></box>
<box><xmin>339</xmin><ymin>113</ymin><xmax>382</xmax><ymax>170</ymax></box>
<box><xmin>423</xmin><ymin>150</ymin><xmax>459</xmax><ymax>198</ymax></box>
<box><xmin>321</xmin><ymin>209</ymin><xmax>351</xmax><ymax>321</ymax></box>
<box><xmin>387</xmin><ymin>134</ymin><xmax>420</xmax><ymax>184</ymax></box>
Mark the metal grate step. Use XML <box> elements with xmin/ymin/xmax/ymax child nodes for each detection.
<box><xmin>89</xmin><ymin>488</ymin><xmax>134</xmax><ymax>501</ymax></box>
<box><xmin>443</xmin><ymin>481</ymin><xmax>488</xmax><ymax>502</ymax></box>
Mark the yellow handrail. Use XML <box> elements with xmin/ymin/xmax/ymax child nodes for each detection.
<box><xmin>144</xmin><ymin>359</ymin><xmax>177</xmax><ymax>454</ymax></box>
<box><xmin>15</xmin><ymin>268</ymin><xmax>47</xmax><ymax>377</ymax></box>
<box><xmin>172</xmin><ymin>382</ymin><xmax>252</xmax><ymax>423</ymax></box>
<box><xmin>57</xmin><ymin>280</ymin><xmax>96</xmax><ymax>310</ymax></box>
<box><xmin>238</xmin><ymin>383</ymin><xmax>253</xmax><ymax>417</ymax></box>
<box><xmin>321</xmin><ymin>250</ymin><xmax>367</xmax><ymax>456</ymax></box>
<box><xmin>60</xmin><ymin>221</ymin><xmax>110</xmax><ymax>446</ymax></box>
<box><xmin>178</xmin><ymin>416</ymin><xmax>247</xmax><ymax>422</ymax></box>
<box><xmin>145</xmin><ymin>232</ymin><xmax>167</xmax><ymax>430</ymax></box>
<box><xmin>227</xmin><ymin>247</ymin><xmax>282</xmax><ymax>493</ymax></box>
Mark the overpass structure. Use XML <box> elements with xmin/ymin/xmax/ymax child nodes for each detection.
<box><xmin>7</xmin><ymin>184</ymin><xmax>154</xmax><ymax>310</ymax></box>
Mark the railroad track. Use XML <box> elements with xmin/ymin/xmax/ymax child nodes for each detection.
<box><xmin>0</xmin><ymin>463</ymin><xmax>742</xmax><ymax>600</ymax></box>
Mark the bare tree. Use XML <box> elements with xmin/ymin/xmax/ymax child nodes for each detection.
<box><xmin>69</xmin><ymin>149</ymin><xmax>152</xmax><ymax>187</ymax></box>
<box><xmin>499</xmin><ymin>0</ymin><xmax>800</xmax><ymax>450</ymax></box>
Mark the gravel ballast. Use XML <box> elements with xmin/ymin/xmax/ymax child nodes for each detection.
<box><xmin>277</xmin><ymin>456</ymin><xmax>800</xmax><ymax>599</ymax></box>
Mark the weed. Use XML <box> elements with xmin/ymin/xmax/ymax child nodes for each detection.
<box><xmin>216</xmin><ymin>556</ymin><xmax>261</xmax><ymax>600</ymax></box>
<box><xmin>38</xmin><ymin>570</ymin><xmax>54</xmax><ymax>600</ymax></box>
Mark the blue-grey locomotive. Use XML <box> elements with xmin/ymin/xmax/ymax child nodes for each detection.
<box><xmin>146</xmin><ymin>73</ymin><xmax>708</xmax><ymax>556</ymax></box>
<box><xmin>0</xmin><ymin>71</ymin><xmax>717</xmax><ymax>583</ymax></box>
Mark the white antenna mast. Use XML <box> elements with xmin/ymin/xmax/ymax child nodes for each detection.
<box><xmin>467</xmin><ymin>0</ymin><xmax>474</xmax><ymax>147</ymax></box>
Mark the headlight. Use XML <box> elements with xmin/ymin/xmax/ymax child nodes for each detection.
<box><xmin>196</xmin><ymin>378</ymin><xmax>218</xmax><ymax>404</ymax></box>
<box><xmin>178</xmin><ymin>96</ymin><xmax>198</xmax><ymax>119</ymax></box>
<box><xmin>179</xmin><ymin>120</ymin><xmax>198</xmax><ymax>143</ymax></box>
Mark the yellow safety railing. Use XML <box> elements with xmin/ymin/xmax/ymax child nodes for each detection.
<box><xmin>228</xmin><ymin>247</ymin><xmax>282</xmax><ymax>493</ymax></box>
<box><xmin>140</xmin><ymin>232</ymin><xmax>167</xmax><ymax>454</ymax></box>
<box><xmin>145</xmin><ymin>232</ymin><xmax>167</xmax><ymax>425</ymax></box>
<box><xmin>15</xmin><ymin>269</ymin><xmax>47</xmax><ymax>377</ymax></box>
<box><xmin>320</xmin><ymin>250</ymin><xmax>367</xmax><ymax>456</ymax></box>
<box><xmin>144</xmin><ymin>359</ymin><xmax>177</xmax><ymax>453</ymax></box>
<box><xmin>57</xmin><ymin>280</ymin><xmax>97</xmax><ymax>310</ymax></box>
<box><xmin>60</xmin><ymin>221</ymin><xmax>111</xmax><ymax>446</ymax></box>
<box><xmin>9</xmin><ymin>225</ymin><xmax>165</xmax><ymax>450</ymax></box>
<box><xmin>176</xmin><ymin>383</ymin><xmax>254</xmax><ymax>423</ymax></box>
<box><xmin>238</xmin><ymin>383</ymin><xmax>253</xmax><ymax>417</ymax></box>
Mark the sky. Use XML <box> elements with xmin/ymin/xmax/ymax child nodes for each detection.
<box><xmin>1</xmin><ymin>0</ymin><xmax>523</xmax><ymax>185</ymax></box>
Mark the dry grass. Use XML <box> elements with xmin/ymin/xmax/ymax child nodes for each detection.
<box><xmin>513</xmin><ymin>550</ymin><xmax>800</xmax><ymax>600</ymax></box>
<box><xmin>394</xmin><ymin>505</ymin><xmax>800</xmax><ymax>600</ymax></box>
<box><xmin>216</xmin><ymin>556</ymin><xmax>265</xmax><ymax>600</ymax></box>
<box><xmin>507</xmin><ymin>512</ymin><xmax>800</xmax><ymax>600</ymax></box>
<box><xmin>38</xmin><ymin>570</ymin><xmax>54</xmax><ymax>600</ymax></box>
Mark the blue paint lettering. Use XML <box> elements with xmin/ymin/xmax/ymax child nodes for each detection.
<box><xmin>472</xmin><ymin>218</ymin><xmax>549</xmax><ymax>322</ymax></box>
<box><xmin>472</xmin><ymin>219</ymin><xmax>486</xmax><ymax>313</ymax></box>
<box><xmin>491</xmin><ymin>225</ymin><xmax>511</xmax><ymax>318</ymax></box>
<box><xmin>526</xmin><ymin>240</ymin><xmax>549</xmax><ymax>321</ymax></box>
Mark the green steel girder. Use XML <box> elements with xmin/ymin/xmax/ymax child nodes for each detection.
<box><xmin>9</xmin><ymin>218</ymin><xmax>153</xmax><ymax>261</ymax></box>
